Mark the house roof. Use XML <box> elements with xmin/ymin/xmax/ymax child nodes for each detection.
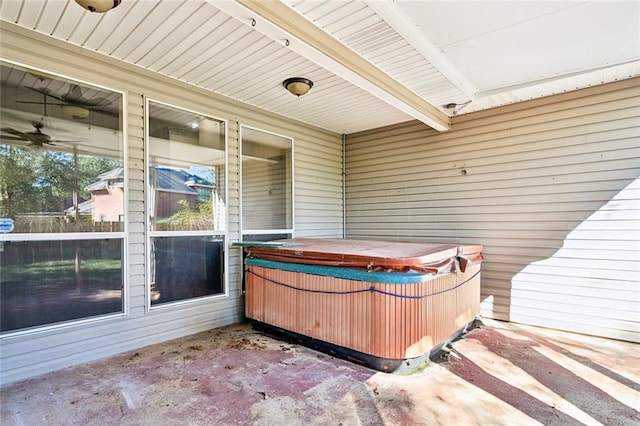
<box><xmin>85</xmin><ymin>167</ymin><xmax>125</xmax><ymax>192</ymax></box>
<box><xmin>64</xmin><ymin>199</ymin><xmax>92</xmax><ymax>215</ymax></box>
<box><xmin>1</xmin><ymin>1</ymin><xmax>638</xmax><ymax>134</ymax></box>
<box><xmin>85</xmin><ymin>166</ymin><xmax>213</xmax><ymax>195</ymax></box>
<box><xmin>149</xmin><ymin>166</ymin><xmax>214</xmax><ymax>195</ymax></box>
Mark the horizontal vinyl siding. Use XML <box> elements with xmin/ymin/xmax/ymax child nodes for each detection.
<box><xmin>128</xmin><ymin>93</ymin><xmax>146</xmax><ymax>318</ymax></box>
<box><xmin>346</xmin><ymin>78</ymin><xmax>640</xmax><ymax>343</ymax></box>
<box><xmin>0</xmin><ymin>23</ymin><xmax>342</xmax><ymax>384</ymax></box>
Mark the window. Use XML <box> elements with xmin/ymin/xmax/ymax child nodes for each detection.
<box><xmin>1</xmin><ymin>239</ymin><xmax>124</xmax><ymax>332</ymax></box>
<box><xmin>0</xmin><ymin>60</ymin><xmax>125</xmax><ymax>334</ymax></box>
<box><xmin>146</xmin><ymin>99</ymin><xmax>226</xmax><ymax>306</ymax></box>
<box><xmin>240</xmin><ymin>126</ymin><xmax>293</xmax><ymax>236</ymax></box>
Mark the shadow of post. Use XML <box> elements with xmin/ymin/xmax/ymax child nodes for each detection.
<box><xmin>445</xmin><ymin>326</ymin><xmax>640</xmax><ymax>425</ymax></box>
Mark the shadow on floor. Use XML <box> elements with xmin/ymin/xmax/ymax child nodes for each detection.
<box><xmin>444</xmin><ymin>323</ymin><xmax>640</xmax><ymax>426</ymax></box>
<box><xmin>1</xmin><ymin>320</ymin><xmax>639</xmax><ymax>425</ymax></box>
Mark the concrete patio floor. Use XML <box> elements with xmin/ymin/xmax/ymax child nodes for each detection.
<box><xmin>1</xmin><ymin>318</ymin><xmax>639</xmax><ymax>425</ymax></box>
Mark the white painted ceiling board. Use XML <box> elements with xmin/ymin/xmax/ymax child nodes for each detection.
<box><xmin>135</xmin><ymin>5</ymin><xmax>216</xmax><ymax>69</ymax></box>
<box><xmin>96</xmin><ymin>3</ymin><xmax>179</xmax><ymax>56</ymax></box>
<box><xmin>399</xmin><ymin>1</ymin><xmax>640</xmax><ymax>92</ymax></box>
<box><xmin>415</xmin><ymin>2</ymin><xmax>580</xmax><ymax>48</ymax></box>
<box><xmin>154</xmin><ymin>12</ymin><xmax>230</xmax><ymax>73</ymax></box>
<box><xmin>1</xmin><ymin>0</ymin><xmax>638</xmax><ymax>134</ymax></box>
<box><xmin>204</xmin><ymin>44</ymin><xmax>287</xmax><ymax>92</ymax></box>
<box><xmin>212</xmin><ymin>52</ymin><xmax>306</xmax><ymax>96</ymax></box>
<box><xmin>318</xmin><ymin>3</ymin><xmax>374</xmax><ymax>36</ymax></box>
<box><xmin>122</xmin><ymin>2</ymin><xmax>204</xmax><ymax>63</ymax></box>
<box><xmin>65</xmin><ymin>4</ymin><xmax>116</xmax><ymax>46</ymax></box>
<box><xmin>166</xmin><ymin>18</ymin><xmax>244</xmax><ymax>78</ymax></box>
<box><xmin>12</xmin><ymin>0</ymin><xmax>43</xmax><ymax>28</ymax></box>
<box><xmin>377</xmin><ymin>49</ymin><xmax>424</xmax><ymax>71</ymax></box>
<box><xmin>287</xmin><ymin>0</ymin><xmax>343</xmax><ymax>19</ymax></box>
<box><xmin>30</xmin><ymin>1</ymin><xmax>66</xmax><ymax>35</ymax></box>
<box><xmin>46</xmin><ymin>1</ymin><xmax>85</xmax><ymax>41</ymax></box>
<box><xmin>0</xmin><ymin>1</ymin><xmax>21</xmax><ymax>23</ymax></box>
<box><xmin>180</xmin><ymin>26</ymin><xmax>263</xmax><ymax>83</ymax></box>
<box><xmin>81</xmin><ymin>1</ymin><xmax>155</xmax><ymax>51</ymax></box>
<box><xmin>283</xmin><ymin>0</ymin><xmax>469</xmax><ymax>113</ymax></box>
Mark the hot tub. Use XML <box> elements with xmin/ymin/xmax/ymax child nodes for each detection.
<box><xmin>241</xmin><ymin>238</ymin><xmax>483</xmax><ymax>371</ymax></box>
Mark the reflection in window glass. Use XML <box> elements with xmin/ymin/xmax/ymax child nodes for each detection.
<box><xmin>241</xmin><ymin>127</ymin><xmax>293</xmax><ymax>232</ymax></box>
<box><xmin>147</xmin><ymin>100</ymin><xmax>226</xmax><ymax>306</ymax></box>
<box><xmin>0</xmin><ymin>61</ymin><xmax>124</xmax><ymax>233</ymax></box>
<box><xmin>0</xmin><ymin>239</ymin><xmax>124</xmax><ymax>333</ymax></box>
<box><xmin>148</xmin><ymin>101</ymin><xmax>226</xmax><ymax>232</ymax></box>
<box><xmin>0</xmin><ymin>61</ymin><xmax>125</xmax><ymax>334</ymax></box>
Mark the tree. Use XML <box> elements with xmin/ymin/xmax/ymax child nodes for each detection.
<box><xmin>0</xmin><ymin>145</ymin><xmax>42</xmax><ymax>217</ymax></box>
<box><xmin>0</xmin><ymin>143</ymin><xmax>121</xmax><ymax>217</ymax></box>
<box><xmin>77</xmin><ymin>156</ymin><xmax>121</xmax><ymax>200</ymax></box>
<box><xmin>163</xmin><ymin>199</ymin><xmax>214</xmax><ymax>230</ymax></box>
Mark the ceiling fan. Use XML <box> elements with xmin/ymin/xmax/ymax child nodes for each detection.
<box><xmin>20</xmin><ymin>84</ymin><xmax>113</xmax><ymax>119</ymax></box>
<box><xmin>1</xmin><ymin>120</ymin><xmax>73</xmax><ymax>147</ymax></box>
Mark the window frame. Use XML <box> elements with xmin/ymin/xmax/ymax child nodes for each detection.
<box><xmin>0</xmin><ymin>59</ymin><xmax>128</xmax><ymax>338</ymax></box>
<box><xmin>144</xmin><ymin>97</ymin><xmax>229</xmax><ymax>311</ymax></box>
<box><xmin>239</xmin><ymin>124</ymin><xmax>295</xmax><ymax>238</ymax></box>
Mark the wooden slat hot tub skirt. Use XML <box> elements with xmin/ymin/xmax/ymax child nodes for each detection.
<box><xmin>244</xmin><ymin>257</ymin><xmax>481</xmax><ymax>371</ymax></box>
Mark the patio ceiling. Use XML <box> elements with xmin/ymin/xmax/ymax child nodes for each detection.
<box><xmin>1</xmin><ymin>0</ymin><xmax>639</xmax><ymax>134</ymax></box>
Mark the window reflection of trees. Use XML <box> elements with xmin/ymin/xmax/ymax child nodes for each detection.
<box><xmin>1</xmin><ymin>145</ymin><xmax>122</xmax><ymax>232</ymax></box>
<box><xmin>1</xmin><ymin>61</ymin><xmax>124</xmax><ymax>234</ymax></box>
<box><xmin>0</xmin><ymin>61</ymin><xmax>125</xmax><ymax>334</ymax></box>
<box><xmin>147</xmin><ymin>99</ymin><xmax>227</xmax><ymax>306</ymax></box>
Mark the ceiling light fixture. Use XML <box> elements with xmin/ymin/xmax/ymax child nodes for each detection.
<box><xmin>283</xmin><ymin>77</ymin><xmax>313</xmax><ymax>97</ymax></box>
<box><xmin>74</xmin><ymin>0</ymin><xmax>121</xmax><ymax>13</ymax></box>
<box><xmin>62</xmin><ymin>105</ymin><xmax>90</xmax><ymax>119</ymax></box>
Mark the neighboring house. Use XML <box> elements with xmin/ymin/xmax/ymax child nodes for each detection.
<box><xmin>149</xmin><ymin>166</ymin><xmax>214</xmax><ymax>220</ymax></box>
<box><xmin>84</xmin><ymin>167</ymin><xmax>125</xmax><ymax>223</ymax></box>
<box><xmin>82</xmin><ymin>166</ymin><xmax>214</xmax><ymax>223</ymax></box>
<box><xmin>63</xmin><ymin>199</ymin><xmax>92</xmax><ymax>218</ymax></box>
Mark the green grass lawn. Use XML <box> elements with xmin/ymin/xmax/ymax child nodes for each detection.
<box><xmin>1</xmin><ymin>258</ymin><xmax>122</xmax><ymax>288</ymax></box>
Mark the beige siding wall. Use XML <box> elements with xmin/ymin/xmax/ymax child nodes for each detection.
<box><xmin>0</xmin><ymin>23</ymin><xmax>343</xmax><ymax>384</ymax></box>
<box><xmin>346</xmin><ymin>78</ymin><xmax>640</xmax><ymax>342</ymax></box>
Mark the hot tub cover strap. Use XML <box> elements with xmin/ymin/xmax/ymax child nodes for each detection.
<box><xmin>245</xmin><ymin>266</ymin><xmax>480</xmax><ymax>300</ymax></box>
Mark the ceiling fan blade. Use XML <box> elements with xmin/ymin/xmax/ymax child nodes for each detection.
<box><xmin>49</xmin><ymin>139</ymin><xmax>81</xmax><ymax>145</ymax></box>
<box><xmin>0</xmin><ymin>135</ymin><xmax>28</xmax><ymax>142</ymax></box>
<box><xmin>16</xmin><ymin>100</ymin><xmax>66</xmax><ymax>105</ymax></box>
<box><xmin>63</xmin><ymin>84</ymin><xmax>111</xmax><ymax>107</ymax></box>
<box><xmin>82</xmin><ymin>97</ymin><xmax>111</xmax><ymax>107</ymax></box>
<box><xmin>1</xmin><ymin>127</ymin><xmax>29</xmax><ymax>139</ymax></box>
<box><xmin>85</xmin><ymin>106</ymin><xmax>119</xmax><ymax>117</ymax></box>
<box><xmin>62</xmin><ymin>84</ymin><xmax>84</xmax><ymax>102</ymax></box>
<box><xmin>25</xmin><ymin>85</ymin><xmax>66</xmax><ymax>103</ymax></box>
<box><xmin>25</xmin><ymin>86</ymin><xmax>51</xmax><ymax>96</ymax></box>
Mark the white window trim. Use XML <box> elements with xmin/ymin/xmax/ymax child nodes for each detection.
<box><xmin>144</xmin><ymin>97</ymin><xmax>229</xmax><ymax>312</ymax></box>
<box><xmin>238</xmin><ymin>124</ymin><xmax>295</xmax><ymax>239</ymax></box>
<box><xmin>0</xmin><ymin>59</ymin><xmax>129</xmax><ymax>338</ymax></box>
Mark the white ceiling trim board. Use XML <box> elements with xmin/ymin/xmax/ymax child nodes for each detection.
<box><xmin>475</xmin><ymin>58</ymin><xmax>640</xmax><ymax>99</ymax></box>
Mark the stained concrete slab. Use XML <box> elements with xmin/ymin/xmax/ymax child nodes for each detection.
<box><xmin>1</xmin><ymin>319</ymin><xmax>639</xmax><ymax>425</ymax></box>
